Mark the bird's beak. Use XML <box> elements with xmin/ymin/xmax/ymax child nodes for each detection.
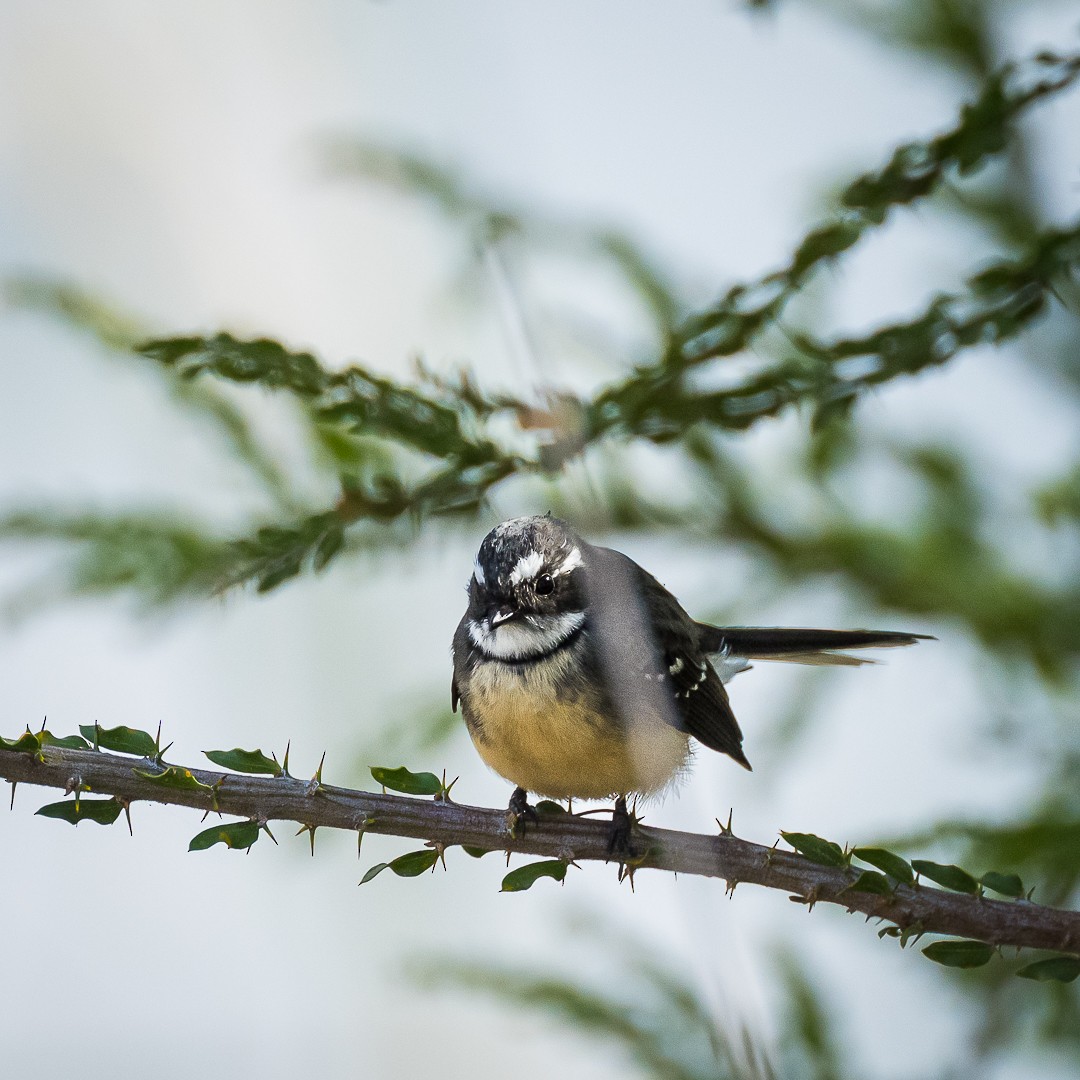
<box><xmin>490</xmin><ymin>605</ymin><xmax>518</xmax><ymax>627</ymax></box>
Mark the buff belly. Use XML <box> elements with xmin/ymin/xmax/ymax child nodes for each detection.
<box><xmin>462</xmin><ymin>652</ymin><xmax>691</xmax><ymax>800</ymax></box>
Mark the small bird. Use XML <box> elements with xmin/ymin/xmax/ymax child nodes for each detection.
<box><xmin>451</xmin><ymin>515</ymin><xmax>926</xmax><ymax>832</ymax></box>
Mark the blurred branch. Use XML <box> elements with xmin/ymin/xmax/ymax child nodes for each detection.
<box><xmin>325</xmin><ymin>142</ymin><xmax>684</xmax><ymax>334</ymax></box>
<box><xmin>4</xmin><ymin>277</ymin><xmax>301</xmax><ymax>511</ymax></box>
<box><xmin>2</xmin><ymin>741</ymin><xmax>1079</xmax><ymax>958</ymax></box>
<box><xmin>418</xmin><ymin>951</ymin><xmax>751</xmax><ymax>1080</ymax></box>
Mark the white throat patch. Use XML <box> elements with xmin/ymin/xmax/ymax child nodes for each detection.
<box><xmin>468</xmin><ymin>611</ymin><xmax>585</xmax><ymax>661</ymax></box>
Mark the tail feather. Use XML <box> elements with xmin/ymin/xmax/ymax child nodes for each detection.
<box><xmin>697</xmin><ymin>625</ymin><xmax>931</xmax><ymax>667</ymax></box>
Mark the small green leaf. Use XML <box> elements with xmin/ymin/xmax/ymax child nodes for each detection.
<box><xmin>980</xmin><ymin>871</ymin><xmax>1024</xmax><ymax>898</ymax></box>
<box><xmin>922</xmin><ymin>940</ymin><xmax>995</xmax><ymax>968</ymax></box>
<box><xmin>781</xmin><ymin>831</ymin><xmax>848</xmax><ymax>867</ymax></box>
<box><xmin>39</xmin><ymin>732</ymin><xmax>91</xmax><ymax>750</ymax></box>
<box><xmin>912</xmin><ymin>860</ymin><xmax>980</xmax><ymax>894</ymax></box>
<box><xmin>462</xmin><ymin>846</ymin><xmax>493</xmax><ymax>858</ymax></box>
<box><xmin>1</xmin><ymin>731</ymin><xmax>42</xmax><ymax>754</ymax></box>
<box><xmin>189</xmin><ymin>820</ymin><xmax>261</xmax><ymax>852</ymax></box>
<box><xmin>360</xmin><ymin>848</ymin><xmax>439</xmax><ymax>884</ymax></box>
<box><xmin>853</xmin><ymin>847</ymin><xmax>914</xmax><ymax>884</ymax></box>
<box><xmin>312</xmin><ymin>524</ymin><xmax>345</xmax><ymax>571</ymax></box>
<box><xmin>1016</xmin><ymin>956</ymin><xmax>1080</xmax><ymax>983</ymax></box>
<box><xmin>134</xmin><ymin>765</ymin><xmax>214</xmax><ymax>793</ymax></box>
<box><xmin>80</xmin><ymin>724</ymin><xmax>158</xmax><ymax>757</ymax></box>
<box><xmin>845</xmin><ymin>870</ymin><xmax>893</xmax><ymax>896</ymax></box>
<box><xmin>204</xmin><ymin>747</ymin><xmax>282</xmax><ymax>776</ymax></box>
<box><xmin>534</xmin><ymin>800</ymin><xmax>568</xmax><ymax>815</ymax></box>
<box><xmin>36</xmin><ymin>798</ymin><xmax>122</xmax><ymax>826</ymax></box>
<box><xmin>501</xmin><ymin>860</ymin><xmax>568</xmax><ymax>893</ymax></box>
<box><xmin>360</xmin><ymin>861</ymin><xmax>392</xmax><ymax>884</ymax></box>
<box><xmin>369</xmin><ymin>765</ymin><xmax>443</xmax><ymax>796</ymax></box>
<box><xmin>388</xmin><ymin>849</ymin><xmax>440</xmax><ymax>877</ymax></box>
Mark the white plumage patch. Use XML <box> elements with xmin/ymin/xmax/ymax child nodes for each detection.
<box><xmin>555</xmin><ymin>546</ymin><xmax>582</xmax><ymax>576</ymax></box>
<box><xmin>509</xmin><ymin>550</ymin><xmax>545</xmax><ymax>586</ymax></box>
<box><xmin>710</xmin><ymin>651</ymin><xmax>751</xmax><ymax>683</ymax></box>
<box><xmin>472</xmin><ymin>559</ymin><xmax>486</xmax><ymax>586</ymax></box>
<box><xmin>468</xmin><ymin>611</ymin><xmax>585</xmax><ymax>660</ymax></box>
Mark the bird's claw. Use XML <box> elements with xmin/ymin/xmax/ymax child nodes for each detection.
<box><xmin>607</xmin><ymin>796</ymin><xmax>637</xmax><ymax>859</ymax></box>
<box><xmin>508</xmin><ymin>786</ymin><xmax>539</xmax><ymax>838</ymax></box>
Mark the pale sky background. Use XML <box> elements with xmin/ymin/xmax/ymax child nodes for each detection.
<box><xmin>0</xmin><ymin>3</ymin><xmax>1078</xmax><ymax>1079</ymax></box>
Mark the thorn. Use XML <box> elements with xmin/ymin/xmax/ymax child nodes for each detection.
<box><xmin>716</xmin><ymin>809</ymin><xmax>735</xmax><ymax>837</ymax></box>
<box><xmin>282</xmin><ymin>740</ymin><xmax>292</xmax><ymax>777</ymax></box>
<box><xmin>437</xmin><ymin>770</ymin><xmax>459</xmax><ymax>802</ymax></box>
<box><xmin>295</xmin><ymin>822</ymin><xmax>318</xmax><ymax>856</ymax></box>
<box><xmin>158</xmin><ymin>741</ymin><xmax>174</xmax><ymax>759</ymax></box>
<box><xmin>261</xmin><ymin>821</ymin><xmax>279</xmax><ymax>846</ymax></box>
<box><xmin>505</xmin><ymin>850</ymin><xmax>512</xmax><ymax>867</ymax></box>
<box><xmin>155</xmin><ymin>720</ymin><xmax>163</xmax><ymax>755</ymax></box>
<box><xmin>39</xmin><ymin>717</ymin><xmax>47</xmax><ymax>735</ymax></box>
<box><xmin>429</xmin><ymin>841</ymin><xmax>448</xmax><ymax>872</ymax></box>
<box><xmin>120</xmin><ymin>798</ymin><xmax>133</xmax><ymax>836</ymax></box>
<box><xmin>9</xmin><ymin>781</ymin><xmax>16</xmax><ymax>811</ymax></box>
<box><xmin>566</xmin><ymin>797</ymin><xmax>573</xmax><ymax>815</ymax></box>
<box><xmin>312</xmin><ymin>751</ymin><xmax>327</xmax><ymax>786</ymax></box>
<box><xmin>357</xmin><ymin>829</ymin><xmax>364</xmax><ymax>858</ymax></box>
<box><xmin>725</xmin><ymin>878</ymin><xmax>739</xmax><ymax>898</ymax></box>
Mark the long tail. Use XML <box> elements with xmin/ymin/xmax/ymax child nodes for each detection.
<box><xmin>696</xmin><ymin>625</ymin><xmax>932</xmax><ymax>667</ymax></box>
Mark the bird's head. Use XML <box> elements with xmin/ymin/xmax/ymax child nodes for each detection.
<box><xmin>466</xmin><ymin>515</ymin><xmax>587</xmax><ymax>661</ymax></box>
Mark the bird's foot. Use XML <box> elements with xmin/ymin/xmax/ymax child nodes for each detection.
<box><xmin>607</xmin><ymin>796</ymin><xmax>638</xmax><ymax>859</ymax></box>
<box><xmin>507</xmin><ymin>786</ymin><xmax>538</xmax><ymax>838</ymax></box>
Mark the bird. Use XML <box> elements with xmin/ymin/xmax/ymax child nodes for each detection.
<box><xmin>451</xmin><ymin>514</ymin><xmax>927</xmax><ymax>840</ymax></box>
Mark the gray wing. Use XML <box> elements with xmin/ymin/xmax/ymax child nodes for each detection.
<box><xmin>614</xmin><ymin>555</ymin><xmax>751</xmax><ymax>770</ymax></box>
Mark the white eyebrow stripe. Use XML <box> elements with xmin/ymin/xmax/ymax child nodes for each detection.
<box><xmin>554</xmin><ymin>547</ymin><xmax>582</xmax><ymax>576</ymax></box>
<box><xmin>508</xmin><ymin>550</ymin><xmax>544</xmax><ymax>586</ymax></box>
<box><xmin>473</xmin><ymin>559</ymin><xmax>486</xmax><ymax>586</ymax></box>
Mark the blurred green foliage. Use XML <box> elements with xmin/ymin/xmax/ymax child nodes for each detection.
<box><xmin>2</xmin><ymin>3</ymin><xmax>1079</xmax><ymax>1077</ymax></box>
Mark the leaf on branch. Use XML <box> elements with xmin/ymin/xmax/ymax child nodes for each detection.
<box><xmin>134</xmin><ymin>766</ymin><xmax>215</xmax><ymax>794</ymax></box>
<box><xmin>912</xmin><ymin>860</ymin><xmax>981</xmax><ymax>894</ymax></box>
<box><xmin>38</xmin><ymin>731</ymin><xmax>91</xmax><ymax>751</ymax></box>
<box><xmin>980</xmin><ymin>871</ymin><xmax>1025</xmax><ymax>899</ymax></box>
<box><xmin>1015</xmin><ymin>956</ymin><xmax>1080</xmax><ymax>983</ymax></box>
<box><xmin>136</xmin><ymin>333</ymin><xmax>502</xmax><ymax>465</ymax></box>
<box><xmin>0</xmin><ymin>730</ymin><xmax>44</xmax><ymax>754</ymax></box>
<box><xmin>360</xmin><ymin>848</ymin><xmax>440</xmax><ymax>884</ymax></box>
<box><xmin>921</xmin><ymin>939</ymin><xmax>995</xmax><ymax>968</ymax></box>
<box><xmin>501</xmin><ymin>860</ymin><xmax>569</xmax><ymax>893</ymax></box>
<box><xmin>204</xmin><ymin>748</ymin><xmax>283</xmax><ymax>776</ymax></box>
<box><xmin>81</xmin><ymin>723</ymin><xmax>158</xmax><ymax>757</ymax></box>
<box><xmin>36</xmin><ymin>797</ymin><xmax>123</xmax><ymax>826</ymax></box>
<box><xmin>369</xmin><ymin>765</ymin><xmax>444</xmax><ymax>796</ymax></box>
<box><xmin>852</xmin><ymin>847</ymin><xmax>915</xmax><ymax>884</ymax></box>
<box><xmin>844</xmin><ymin>870</ymin><xmax>894</xmax><ymax>896</ymax></box>
<box><xmin>781</xmin><ymin>832</ymin><xmax>849</xmax><ymax>867</ymax></box>
<box><xmin>462</xmin><ymin>846</ymin><xmax>494</xmax><ymax>859</ymax></box>
<box><xmin>188</xmin><ymin>820</ymin><xmax>261</xmax><ymax>852</ymax></box>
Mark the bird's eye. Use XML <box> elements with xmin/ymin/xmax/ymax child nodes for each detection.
<box><xmin>535</xmin><ymin>573</ymin><xmax>555</xmax><ymax>596</ymax></box>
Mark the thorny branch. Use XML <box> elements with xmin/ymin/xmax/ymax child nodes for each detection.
<box><xmin>2</xmin><ymin>743</ymin><xmax>1078</xmax><ymax>957</ymax></box>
